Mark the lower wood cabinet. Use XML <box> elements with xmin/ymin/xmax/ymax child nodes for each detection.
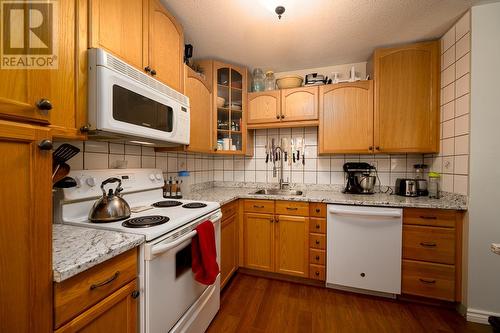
<box><xmin>243</xmin><ymin>212</ymin><xmax>275</xmax><ymax>272</ymax></box>
<box><xmin>53</xmin><ymin>249</ymin><xmax>139</xmax><ymax>331</ymax></box>
<box><xmin>401</xmin><ymin>208</ymin><xmax>462</xmax><ymax>301</ymax></box>
<box><xmin>275</xmin><ymin>215</ymin><xmax>309</xmax><ymax>277</ymax></box>
<box><xmin>220</xmin><ymin>201</ymin><xmax>239</xmax><ymax>288</ymax></box>
<box><xmin>55</xmin><ymin>279</ymin><xmax>138</xmax><ymax>333</ymax></box>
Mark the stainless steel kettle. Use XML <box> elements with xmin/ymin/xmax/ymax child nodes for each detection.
<box><xmin>89</xmin><ymin>177</ymin><xmax>131</xmax><ymax>222</ymax></box>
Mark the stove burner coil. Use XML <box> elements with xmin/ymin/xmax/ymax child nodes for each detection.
<box><xmin>122</xmin><ymin>215</ymin><xmax>169</xmax><ymax>228</ymax></box>
<box><xmin>152</xmin><ymin>200</ymin><xmax>183</xmax><ymax>208</ymax></box>
<box><xmin>182</xmin><ymin>202</ymin><xmax>208</xmax><ymax>209</ymax></box>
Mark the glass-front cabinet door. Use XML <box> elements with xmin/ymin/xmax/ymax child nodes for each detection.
<box><xmin>213</xmin><ymin>62</ymin><xmax>247</xmax><ymax>154</ymax></box>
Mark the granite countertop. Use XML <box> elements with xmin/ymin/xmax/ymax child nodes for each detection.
<box><xmin>184</xmin><ymin>183</ymin><xmax>467</xmax><ymax>210</ymax></box>
<box><xmin>53</xmin><ymin>224</ymin><xmax>144</xmax><ymax>283</ymax></box>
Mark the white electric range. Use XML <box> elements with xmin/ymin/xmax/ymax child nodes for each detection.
<box><xmin>58</xmin><ymin>168</ymin><xmax>221</xmax><ymax>333</ymax></box>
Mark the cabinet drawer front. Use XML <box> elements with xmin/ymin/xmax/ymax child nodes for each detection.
<box><xmin>403</xmin><ymin>225</ymin><xmax>455</xmax><ymax>264</ymax></box>
<box><xmin>221</xmin><ymin>200</ymin><xmax>238</xmax><ymax>218</ymax></box>
<box><xmin>54</xmin><ymin>249</ymin><xmax>137</xmax><ymax>328</ymax></box>
<box><xmin>309</xmin><ymin>249</ymin><xmax>326</xmax><ymax>265</ymax></box>
<box><xmin>404</xmin><ymin>208</ymin><xmax>456</xmax><ymax>228</ymax></box>
<box><xmin>309</xmin><ymin>233</ymin><xmax>326</xmax><ymax>250</ymax></box>
<box><xmin>309</xmin><ymin>218</ymin><xmax>326</xmax><ymax>234</ymax></box>
<box><xmin>309</xmin><ymin>264</ymin><xmax>326</xmax><ymax>281</ymax></box>
<box><xmin>275</xmin><ymin>200</ymin><xmax>309</xmax><ymax>216</ymax></box>
<box><xmin>402</xmin><ymin>260</ymin><xmax>455</xmax><ymax>301</ymax></box>
<box><xmin>309</xmin><ymin>203</ymin><xmax>327</xmax><ymax>218</ymax></box>
<box><xmin>244</xmin><ymin>199</ymin><xmax>274</xmax><ymax>214</ymax></box>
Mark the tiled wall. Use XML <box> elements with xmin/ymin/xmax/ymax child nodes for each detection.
<box><xmin>59</xmin><ymin>141</ymin><xmax>214</xmax><ymax>187</ymax></box>
<box><xmin>425</xmin><ymin>11</ymin><xmax>471</xmax><ymax>195</ymax></box>
<box><xmin>214</xmin><ymin>127</ymin><xmax>424</xmax><ymax>187</ymax></box>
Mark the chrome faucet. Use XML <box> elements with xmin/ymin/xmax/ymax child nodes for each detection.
<box><xmin>274</xmin><ymin>147</ymin><xmax>289</xmax><ymax>190</ymax></box>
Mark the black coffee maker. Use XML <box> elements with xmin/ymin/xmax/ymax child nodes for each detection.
<box><xmin>343</xmin><ymin>162</ymin><xmax>377</xmax><ymax>194</ymax></box>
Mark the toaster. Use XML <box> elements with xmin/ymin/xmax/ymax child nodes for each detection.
<box><xmin>395</xmin><ymin>178</ymin><xmax>418</xmax><ymax>197</ymax></box>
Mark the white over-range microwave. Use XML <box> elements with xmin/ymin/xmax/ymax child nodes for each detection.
<box><xmin>87</xmin><ymin>48</ymin><xmax>190</xmax><ymax>146</ymax></box>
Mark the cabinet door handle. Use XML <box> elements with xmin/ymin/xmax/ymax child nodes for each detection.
<box><xmin>315</xmin><ymin>271</ymin><xmax>320</xmax><ymax>276</ymax></box>
<box><xmin>36</xmin><ymin>98</ymin><xmax>53</xmax><ymax>111</ymax></box>
<box><xmin>315</xmin><ymin>240</ymin><xmax>320</xmax><ymax>245</ymax></box>
<box><xmin>270</xmin><ymin>218</ymin><xmax>274</xmax><ymax>223</ymax></box>
<box><xmin>315</xmin><ymin>208</ymin><xmax>321</xmax><ymax>213</ymax></box>
<box><xmin>253</xmin><ymin>205</ymin><xmax>264</xmax><ymax>208</ymax></box>
<box><xmin>150</xmin><ymin>69</ymin><xmax>157</xmax><ymax>76</ymax></box>
<box><xmin>280</xmin><ymin>114</ymin><xmax>285</xmax><ymax>119</ymax></box>
<box><xmin>275</xmin><ymin>217</ymin><xmax>279</xmax><ymax>223</ymax></box>
<box><xmin>315</xmin><ymin>255</ymin><xmax>320</xmax><ymax>260</ymax></box>
<box><xmin>286</xmin><ymin>207</ymin><xmax>298</xmax><ymax>211</ymax></box>
<box><xmin>38</xmin><ymin>139</ymin><xmax>53</xmax><ymax>150</ymax></box>
<box><xmin>375</xmin><ymin>146</ymin><xmax>380</xmax><ymax>151</ymax></box>
<box><xmin>276</xmin><ymin>115</ymin><xmax>280</xmax><ymax>119</ymax></box>
<box><xmin>131</xmin><ymin>290</ymin><xmax>140</xmax><ymax>299</ymax></box>
<box><xmin>315</xmin><ymin>224</ymin><xmax>320</xmax><ymax>229</ymax></box>
<box><xmin>419</xmin><ymin>215</ymin><xmax>437</xmax><ymax>220</ymax></box>
<box><xmin>419</xmin><ymin>278</ymin><xmax>436</xmax><ymax>284</ymax></box>
<box><xmin>420</xmin><ymin>242</ymin><xmax>437</xmax><ymax>248</ymax></box>
<box><xmin>144</xmin><ymin>66</ymin><xmax>151</xmax><ymax>73</ymax></box>
<box><xmin>90</xmin><ymin>271</ymin><xmax>120</xmax><ymax>290</ymax></box>
<box><xmin>368</xmin><ymin>146</ymin><xmax>373</xmax><ymax>151</ymax></box>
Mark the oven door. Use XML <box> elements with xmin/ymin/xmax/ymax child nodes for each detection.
<box><xmin>144</xmin><ymin>212</ymin><xmax>221</xmax><ymax>333</ymax></box>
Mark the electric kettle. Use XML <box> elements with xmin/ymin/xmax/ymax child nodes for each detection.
<box><xmin>89</xmin><ymin>177</ymin><xmax>131</xmax><ymax>222</ymax></box>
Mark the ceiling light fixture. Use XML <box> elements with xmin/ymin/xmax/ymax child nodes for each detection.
<box><xmin>275</xmin><ymin>6</ymin><xmax>285</xmax><ymax>19</ymax></box>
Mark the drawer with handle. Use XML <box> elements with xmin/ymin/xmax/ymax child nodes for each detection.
<box><xmin>275</xmin><ymin>200</ymin><xmax>309</xmax><ymax>216</ymax></box>
<box><xmin>402</xmin><ymin>259</ymin><xmax>455</xmax><ymax>301</ymax></box>
<box><xmin>309</xmin><ymin>218</ymin><xmax>326</xmax><ymax>234</ymax></box>
<box><xmin>244</xmin><ymin>199</ymin><xmax>275</xmax><ymax>214</ymax></box>
<box><xmin>54</xmin><ymin>248</ymin><xmax>138</xmax><ymax>328</ymax></box>
<box><xmin>309</xmin><ymin>264</ymin><xmax>326</xmax><ymax>281</ymax></box>
<box><xmin>309</xmin><ymin>249</ymin><xmax>326</xmax><ymax>265</ymax></box>
<box><xmin>309</xmin><ymin>233</ymin><xmax>326</xmax><ymax>250</ymax></box>
<box><xmin>310</xmin><ymin>203</ymin><xmax>327</xmax><ymax>218</ymax></box>
<box><xmin>403</xmin><ymin>208</ymin><xmax>456</xmax><ymax>228</ymax></box>
<box><xmin>403</xmin><ymin>225</ymin><xmax>455</xmax><ymax>265</ymax></box>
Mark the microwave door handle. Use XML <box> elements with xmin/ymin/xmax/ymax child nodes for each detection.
<box><xmin>150</xmin><ymin>230</ymin><xmax>197</xmax><ymax>258</ymax></box>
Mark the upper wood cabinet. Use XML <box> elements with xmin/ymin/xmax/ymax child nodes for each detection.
<box><xmin>281</xmin><ymin>86</ymin><xmax>318</xmax><ymax>122</ymax></box>
<box><xmin>248</xmin><ymin>91</ymin><xmax>281</xmax><ymax>125</ymax></box>
<box><xmin>89</xmin><ymin>0</ymin><xmax>146</xmax><ymax>70</ymax></box>
<box><xmin>148</xmin><ymin>0</ymin><xmax>184</xmax><ymax>92</ymax></box>
<box><xmin>89</xmin><ymin>0</ymin><xmax>184</xmax><ymax>92</ymax></box>
<box><xmin>247</xmin><ymin>86</ymin><xmax>319</xmax><ymax>129</ymax></box>
<box><xmin>319</xmin><ymin>81</ymin><xmax>374</xmax><ymax>154</ymax></box>
<box><xmin>0</xmin><ymin>120</ymin><xmax>52</xmax><ymax>333</ymax></box>
<box><xmin>373</xmin><ymin>41</ymin><xmax>440</xmax><ymax>153</ymax></box>
<box><xmin>0</xmin><ymin>0</ymin><xmax>78</xmax><ymax>133</ymax></box>
<box><xmin>184</xmin><ymin>66</ymin><xmax>213</xmax><ymax>153</ymax></box>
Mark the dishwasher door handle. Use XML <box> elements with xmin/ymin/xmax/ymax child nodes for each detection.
<box><xmin>328</xmin><ymin>208</ymin><xmax>402</xmax><ymax>218</ymax></box>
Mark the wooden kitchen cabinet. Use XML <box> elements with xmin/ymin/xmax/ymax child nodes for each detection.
<box><xmin>147</xmin><ymin>0</ymin><xmax>184</xmax><ymax>92</ymax></box>
<box><xmin>372</xmin><ymin>41</ymin><xmax>440</xmax><ymax>153</ymax></box>
<box><xmin>275</xmin><ymin>215</ymin><xmax>309</xmax><ymax>277</ymax></box>
<box><xmin>55</xmin><ymin>279</ymin><xmax>138</xmax><ymax>333</ymax></box>
<box><xmin>243</xmin><ymin>212</ymin><xmax>275</xmax><ymax>272</ymax></box>
<box><xmin>401</xmin><ymin>208</ymin><xmax>462</xmax><ymax>301</ymax></box>
<box><xmin>183</xmin><ymin>65</ymin><xmax>213</xmax><ymax>153</ymax></box>
<box><xmin>221</xmin><ymin>201</ymin><xmax>239</xmax><ymax>289</ymax></box>
<box><xmin>281</xmin><ymin>86</ymin><xmax>319</xmax><ymax>122</ymax></box>
<box><xmin>0</xmin><ymin>120</ymin><xmax>52</xmax><ymax>333</ymax></box>
<box><xmin>0</xmin><ymin>0</ymin><xmax>79</xmax><ymax>134</ymax></box>
<box><xmin>89</xmin><ymin>0</ymin><xmax>146</xmax><ymax>71</ymax></box>
<box><xmin>195</xmin><ymin>60</ymin><xmax>251</xmax><ymax>155</ymax></box>
<box><xmin>247</xmin><ymin>86</ymin><xmax>319</xmax><ymax>129</ymax></box>
<box><xmin>248</xmin><ymin>91</ymin><xmax>281</xmax><ymax>125</ymax></box>
<box><xmin>319</xmin><ymin>81</ymin><xmax>374</xmax><ymax>154</ymax></box>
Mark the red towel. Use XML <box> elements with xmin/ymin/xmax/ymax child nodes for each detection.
<box><xmin>191</xmin><ymin>221</ymin><xmax>219</xmax><ymax>285</ymax></box>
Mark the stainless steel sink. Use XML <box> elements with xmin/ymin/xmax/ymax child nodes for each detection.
<box><xmin>252</xmin><ymin>189</ymin><xmax>304</xmax><ymax>196</ymax></box>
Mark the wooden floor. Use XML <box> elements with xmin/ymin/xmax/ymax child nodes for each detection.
<box><xmin>207</xmin><ymin>274</ymin><xmax>491</xmax><ymax>333</ymax></box>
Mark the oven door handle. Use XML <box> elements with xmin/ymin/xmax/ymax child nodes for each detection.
<box><xmin>150</xmin><ymin>230</ymin><xmax>198</xmax><ymax>257</ymax></box>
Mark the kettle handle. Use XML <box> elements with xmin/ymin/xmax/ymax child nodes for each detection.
<box><xmin>100</xmin><ymin>177</ymin><xmax>122</xmax><ymax>196</ymax></box>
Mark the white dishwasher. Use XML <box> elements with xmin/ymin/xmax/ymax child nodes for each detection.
<box><xmin>326</xmin><ymin>204</ymin><xmax>402</xmax><ymax>297</ymax></box>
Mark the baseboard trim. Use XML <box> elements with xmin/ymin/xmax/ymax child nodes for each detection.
<box><xmin>467</xmin><ymin>308</ymin><xmax>500</xmax><ymax>324</ymax></box>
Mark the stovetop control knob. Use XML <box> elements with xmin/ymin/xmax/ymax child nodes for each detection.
<box><xmin>149</xmin><ymin>174</ymin><xmax>155</xmax><ymax>181</ymax></box>
<box><xmin>86</xmin><ymin>177</ymin><xmax>96</xmax><ymax>187</ymax></box>
<box><xmin>155</xmin><ymin>173</ymin><xmax>162</xmax><ymax>180</ymax></box>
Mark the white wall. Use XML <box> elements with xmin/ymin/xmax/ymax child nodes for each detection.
<box><xmin>467</xmin><ymin>2</ymin><xmax>500</xmax><ymax>323</ymax></box>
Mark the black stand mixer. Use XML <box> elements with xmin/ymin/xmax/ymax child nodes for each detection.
<box><xmin>343</xmin><ymin>162</ymin><xmax>377</xmax><ymax>194</ymax></box>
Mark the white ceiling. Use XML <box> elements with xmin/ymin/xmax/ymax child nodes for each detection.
<box><xmin>162</xmin><ymin>0</ymin><xmax>480</xmax><ymax>72</ymax></box>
